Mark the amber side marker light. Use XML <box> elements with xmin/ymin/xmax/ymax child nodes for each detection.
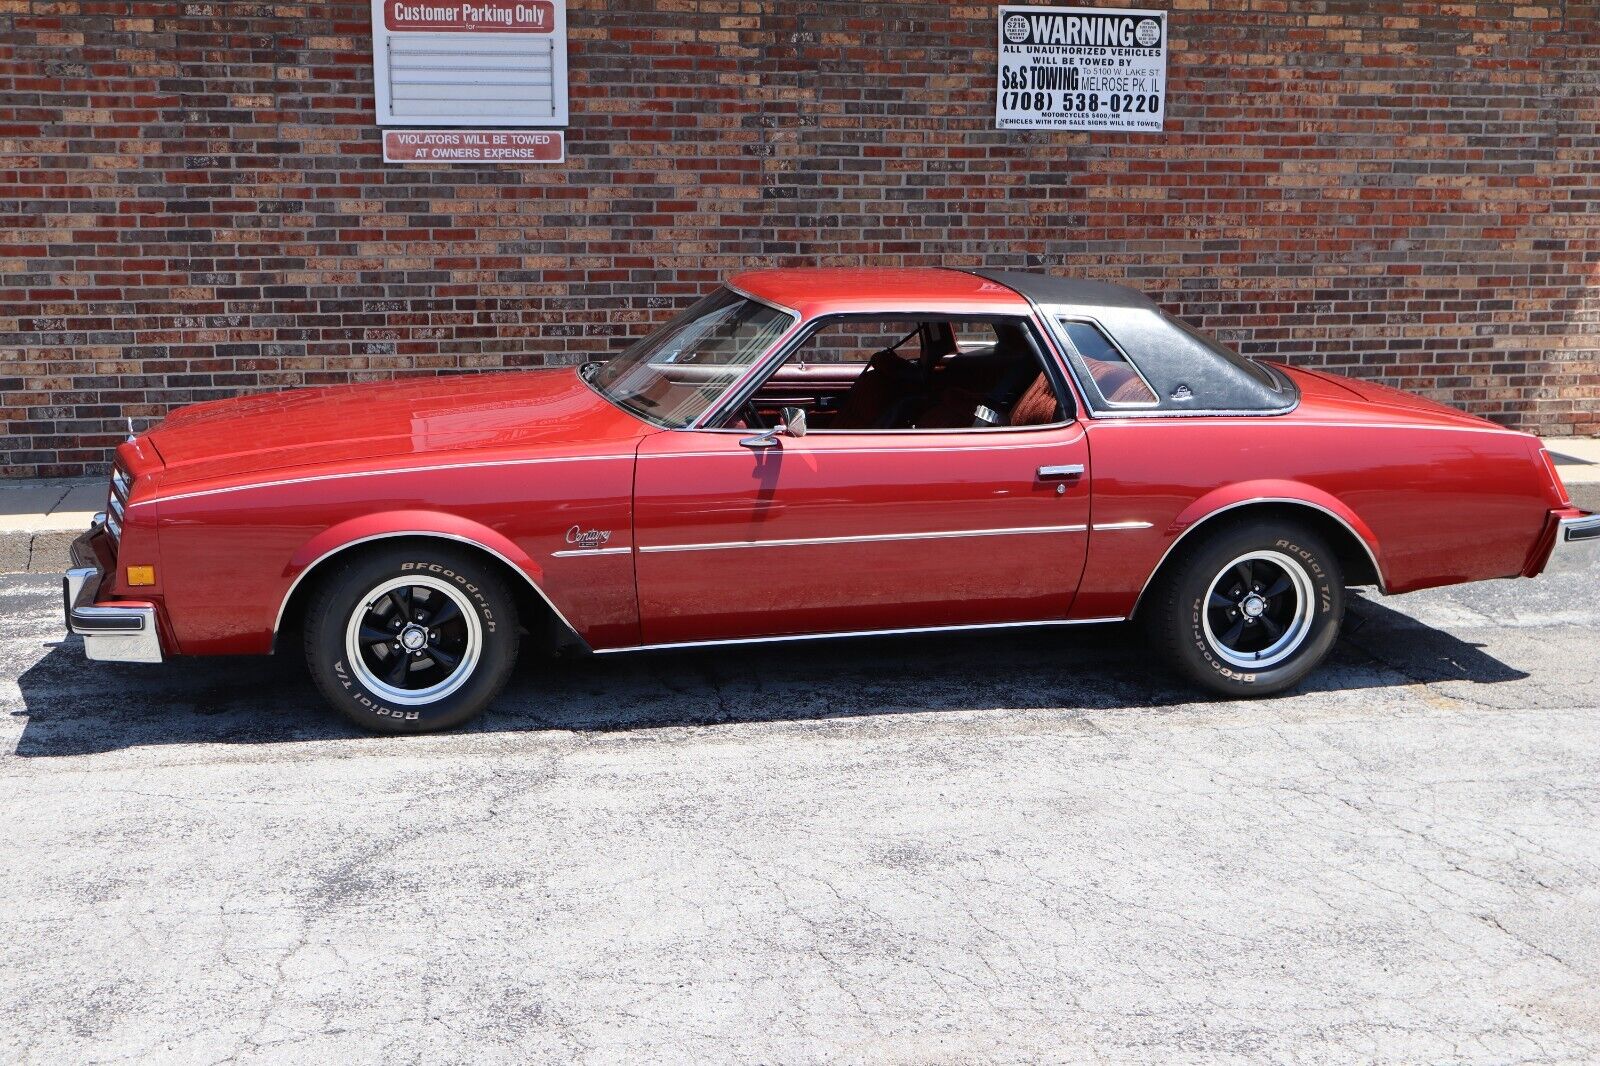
<box><xmin>126</xmin><ymin>565</ymin><xmax>156</xmax><ymax>587</ymax></box>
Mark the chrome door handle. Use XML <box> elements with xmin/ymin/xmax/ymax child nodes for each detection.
<box><xmin>1037</xmin><ymin>464</ymin><xmax>1084</xmax><ymax>480</ymax></box>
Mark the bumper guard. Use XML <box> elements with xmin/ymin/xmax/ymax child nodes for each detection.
<box><xmin>63</xmin><ymin>517</ymin><xmax>163</xmax><ymax>663</ymax></box>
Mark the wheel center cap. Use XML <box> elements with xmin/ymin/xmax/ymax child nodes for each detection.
<box><xmin>1240</xmin><ymin>594</ymin><xmax>1267</xmax><ymax>619</ymax></box>
<box><xmin>400</xmin><ymin>625</ymin><xmax>428</xmax><ymax>651</ymax></box>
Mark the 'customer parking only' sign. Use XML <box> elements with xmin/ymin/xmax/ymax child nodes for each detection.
<box><xmin>996</xmin><ymin>5</ymin><xmax>1166</xmax><ymax>132</ymax></box>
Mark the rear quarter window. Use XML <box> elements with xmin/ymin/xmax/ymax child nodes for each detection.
<box><xmin>1058</xmin><ymin>320</ymin><xmax>1158</xmax><ymax>406</ymax></box>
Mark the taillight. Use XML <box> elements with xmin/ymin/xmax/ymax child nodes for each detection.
<box><xmin>1539</xmin><ymin>449</ymin><xmax>1573</xmax><ymax>507</ymax></box>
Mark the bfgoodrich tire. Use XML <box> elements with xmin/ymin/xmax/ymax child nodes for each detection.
<box><xmin>1146</xmin><ymin>518</ymin><xmax>1344</xmax><ymax>697</ymax></box>
<box><xmin>304</xmin><ymin>545</ymin><xmax>519</xmax><ymax>734</ymax></box>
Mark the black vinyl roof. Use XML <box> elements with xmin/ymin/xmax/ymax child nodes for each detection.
<box><xmin>971</xmin><ymin>269</ymin><xmax>1297</xmax><ymax>415</ymax></box>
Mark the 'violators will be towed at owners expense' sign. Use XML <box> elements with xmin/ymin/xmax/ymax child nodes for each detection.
<box><xmin>996</xmin><ymin>5</ymin><xmax>1166</xmax><ymax>132</ymax></box>
<box><xmin>382</xmin><ymin>129</ymin><xmax>564</xmax><ymax>162</ymax></box>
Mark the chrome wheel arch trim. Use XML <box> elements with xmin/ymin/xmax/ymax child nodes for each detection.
<box><xmin>1129</xmin><ymin>496</ymin><xmax>1387</xmax><ymax>618</ymax></box>
<box><xmin>272</xmin><ymin>530</ymin><xmax>585</xmax><ymax>650</ymax></box>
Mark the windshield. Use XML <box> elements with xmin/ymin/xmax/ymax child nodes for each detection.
<box><xmin>588</xmin><ymin>289</ymin><xmax>795</xmax><ymax>428</ymax></box>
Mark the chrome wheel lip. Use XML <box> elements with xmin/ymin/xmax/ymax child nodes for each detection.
<box><xmin>345</xmin><ymin>575</ymin><xmax>482</xmax><ymax>707</ymax></box>
<box><xmin>1200</xmin><ymin>549</ymin><xmax>1314</xmax><ymax>671</ymax></box>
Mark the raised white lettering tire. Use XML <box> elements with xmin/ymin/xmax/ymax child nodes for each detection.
<box><xmin>304</xmin><ymin>545</ymin><xmax>519</xmax><ymax>734</ymax></box>
<box><xmin>1145</xmin><ymin>518</ymin><xmax>1344</xmax><ymax>696</ymax></box>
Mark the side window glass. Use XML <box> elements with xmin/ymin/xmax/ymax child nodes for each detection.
<box><xmin>799</xmin><ymin>320</ymin><xmax>923</xmax><ymax>368</ymax></box>
<box><xmin>951</xmin><ymin>322</ymin><xmax>998</xmax><ymax>353</ymax></box>
<box><xmin>1059</xmin><ymin>320</ymin><xmax>1157</xmax><ymax>406</ymax></box>
<box><xmin>739</xmin><ymin>317</ymin><xmax>1065</xmax><ymax>432</ymax></box>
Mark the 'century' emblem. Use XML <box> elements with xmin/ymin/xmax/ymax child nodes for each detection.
<box><xmin>565</xmin><ymin>525</ymin><xmax>612</xmax><ymax>549</ymax></box>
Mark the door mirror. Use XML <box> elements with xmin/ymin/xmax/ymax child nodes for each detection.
<box><xmin>739</xmin><ymin>407</ymin><xmax>808</xmax><ymax>450</ymax></box>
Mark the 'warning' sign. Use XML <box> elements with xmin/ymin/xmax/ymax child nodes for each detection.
<box><xmin>995</xmin><ymin>5</ymin><xmax>1167</xmax><ymax>132</ymax></box>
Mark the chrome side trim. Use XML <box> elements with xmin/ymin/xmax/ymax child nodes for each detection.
<box><xmin>551</xmin><ymin>546</ymin><xmax>632</xmax><ymax>558</ymax></box>
<box><xmin>638</xmin><ymin>524</ymin><xmax>1089</xmax><ymax>554</ymax></box>
<box><xmin>1093</xmin><ymin>521</ymin><xmax>1154</xmax><ymax>531</ymax></box>
<box><xmin>593</xmin><ymin>615</ymin><xmax>1126</xmax><ymax>655</ymax></box>
<box><xmin>1087</xmin><ymin>419</ymin><xmax>1534</xmax><ymax>437</ymax></box>
<box><xmin>1128</xmin><ymin>497</ymin><xmax>1387</xmax><ymax>617</ymax></box>
<box><xmin>272</xmin><ymin>530</ymin><xmax>586</xmax><ymax>649</ymax></box>
<box><xmin>143</xmin><ymin>454</ymin><xmax>634</xmax><ymax>507</ymax></box>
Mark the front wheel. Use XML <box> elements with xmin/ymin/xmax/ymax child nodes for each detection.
<box><xmin>304</xmin><ymin>545</ymin><xmax>519</xmax><ymax>734</ymax></box>
<box><xmin>1146</xmin><ymin>519</ymin><xmax>1344</xmax><ymax>697</ymax></box>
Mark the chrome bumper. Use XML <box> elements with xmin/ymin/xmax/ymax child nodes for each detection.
<box><xmin>64</xmin><ymin>521</ymin><xmax>163</xmax><ymax>664</ymax></box>
<box><xmin>1549</xmin><ymin>511</ymin><xmax>1600</xmax><ymax>567</ymax></box>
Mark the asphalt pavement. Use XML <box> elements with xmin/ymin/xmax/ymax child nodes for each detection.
<box><xmin>1</xmin><ymin>548</ymin><xmax>1598</xmax><ymax>1063</ymax></box>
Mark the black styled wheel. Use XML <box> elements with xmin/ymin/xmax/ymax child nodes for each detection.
<box><xmin>304</xmin><ymin>545</ymin><xmax>519</xmax><ymax>734</ymax></box>
<box><xmin>1146</xmin><ymin>518</ymin><xmax>1344</xmax><ymax>696</ymax></box>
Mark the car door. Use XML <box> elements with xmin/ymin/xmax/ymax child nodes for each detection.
<box><xmin>631</xmin><ymin>423</ymin><xmax>1092</xmax><ymax>645</ymax></box>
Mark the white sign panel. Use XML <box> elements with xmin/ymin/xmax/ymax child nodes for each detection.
<box><xmin>372</xmin><ymin>0</ymin><xmax>569</xmax><ymax>127</ymax></box>
<box><xmin>996</xmin><ymin>5</ymin><xmax>1166</xmax><ymax>132</ymax></box>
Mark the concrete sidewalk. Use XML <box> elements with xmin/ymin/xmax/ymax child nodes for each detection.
<box><xmin>0</xmin><ymin>478</ymin><xmax>104</xmax><ymax>574</ymax></box>
<box><xmin>2</xmin><ymin>438</ymin><xmax>1598</xmax><ymax>574</ymax></box>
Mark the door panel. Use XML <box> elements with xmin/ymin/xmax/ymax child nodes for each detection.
<box><xmin>632</xmin><ymin>425</ymin><xmax>1093</xmax><ymax>645</ymax></box>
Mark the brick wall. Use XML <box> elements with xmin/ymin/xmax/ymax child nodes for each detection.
<box><xmin>2</xmin><ymin>0</ymin><xmax>1598</xmax><ymax>476</ymax></box>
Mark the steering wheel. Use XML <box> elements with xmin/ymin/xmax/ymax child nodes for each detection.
<box><xmin>741</xmin><ymin>400</ymin><xmax>768</xmax><ymax>430</ymax></box>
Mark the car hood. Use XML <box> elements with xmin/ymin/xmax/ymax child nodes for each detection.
<box><xmin>144</xmin><ymin>369</ymin><xmax>650</xmax><ymax>485</ymax></box>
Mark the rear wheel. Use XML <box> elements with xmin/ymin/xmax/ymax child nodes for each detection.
<box><xmin>304</xmin><ymin>545</ymin><xmax>519</xmax><ymax>733</ymax></box>
<box><xmin>1147</xmin><ymin>518</ymin><xmax>1344</xmax><ymax>696</ymax></box>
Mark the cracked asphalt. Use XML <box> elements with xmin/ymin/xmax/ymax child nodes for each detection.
<box><xmin>2</xmin><ymin>548</ymin><xmax>1598</xmax><ymax>1064</ymax></box>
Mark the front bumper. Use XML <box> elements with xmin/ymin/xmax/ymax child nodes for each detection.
<box><xmin>63</xmin><ymin>518</ymin><xmax>163</xmax><ymax>663</ymax></box>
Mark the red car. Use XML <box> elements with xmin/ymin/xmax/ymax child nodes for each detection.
<box><xmin>65</xmin><ymin>268</ymin><xmax>1597</xmax><ymax>733</ymax></box>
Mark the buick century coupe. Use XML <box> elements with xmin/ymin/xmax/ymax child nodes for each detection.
<box><xmin>66</xmin><ymin>269</ymin><xmax>1598</xmax><ymax>733</ymax></box>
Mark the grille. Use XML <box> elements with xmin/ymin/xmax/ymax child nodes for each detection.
<box><xmin>107</xmin><ymin>465</ymin><xmax>130</xmax><ymax>542</ymax></box>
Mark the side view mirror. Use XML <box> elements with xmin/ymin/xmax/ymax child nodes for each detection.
<box><xmin>740</xmin><ymin>406</ymin><xmax>808</xmax><ymax>449</ymax></box>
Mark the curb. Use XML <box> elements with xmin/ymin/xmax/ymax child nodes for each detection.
<box><xmin>0</xmin><ymin>529</ymin><xmax>84</xmax><ymax>575</ymax></box>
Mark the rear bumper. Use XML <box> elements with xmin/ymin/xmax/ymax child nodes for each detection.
<box><xmin>63</xmin><ymin>518</ymin><xmax>163</xmax><ymax>663</ymax></box>
<box><xmin>1543</xmin><ymin>510</ymin><xmax>1600</xmax><ymax>571</ymax></box>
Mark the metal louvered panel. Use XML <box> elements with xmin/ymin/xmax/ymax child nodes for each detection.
<box><xmin>386</xmin><ymin>34</ymin><xmax>556</xmax><ymax>121</ymax></box>
<box><xmin>107</xmin><ymin>465</ymin><xmax>130</xmax><ymax>544</ymax></box>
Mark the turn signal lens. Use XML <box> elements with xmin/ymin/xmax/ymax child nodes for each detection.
<box><xmin>126</xmin><ymin>565</ymin><xmax>156</xmax><ymax>587</ymax></box>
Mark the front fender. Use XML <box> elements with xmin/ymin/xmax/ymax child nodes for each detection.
<box><xmin>275</xmin><ymin>510</ymin><xmax>565</xmax><ymax>638</ymax></box>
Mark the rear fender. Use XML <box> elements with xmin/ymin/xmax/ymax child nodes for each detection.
<box><xmin>1145</xmin><ymin>480</ymin><xmax>1386</xmax><ymax>600</ymax></box>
